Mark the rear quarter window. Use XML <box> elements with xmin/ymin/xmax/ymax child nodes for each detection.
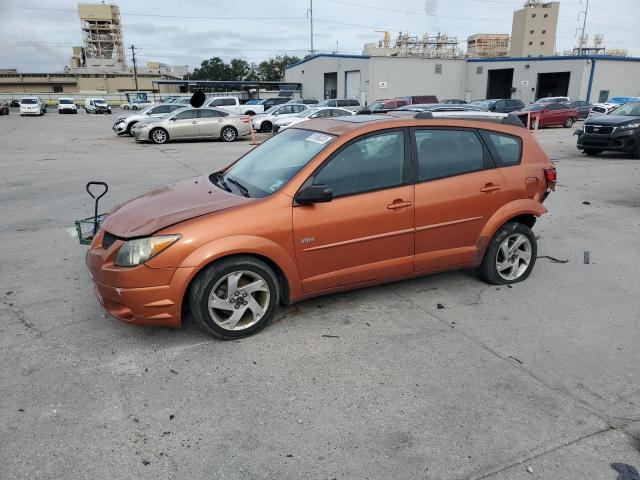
<box><xmin>481</xmin><ymin>131</ymin><xmax>522</xmax><ymax>167</ymax></box>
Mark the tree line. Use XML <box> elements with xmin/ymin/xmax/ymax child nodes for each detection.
<box><xmin>190</xmin><ymin>55</ymin><xmax>302</xmax><ymax>82</ymax></box>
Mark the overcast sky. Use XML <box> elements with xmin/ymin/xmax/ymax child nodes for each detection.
<box><xmin>0</xmin><ymin>0</ymin><xmax>638</xmax><ymax>72</ymax></box>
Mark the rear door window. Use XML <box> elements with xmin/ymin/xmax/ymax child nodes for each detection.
<box><xmin>480</xmin><ymin>131</ymin><xmax>522</xmax><ymax>167</ymax></box>
<box><xmin>174</xmin><ymin>109</ymin><xmax>198</xmax><ymax>120</ymax></box>
<box><xmin>414</xmin><ymin>129</ymin><xmax>486</xmax><ymax>181</ymax></box>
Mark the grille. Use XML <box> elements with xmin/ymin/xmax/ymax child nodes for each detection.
<box><xmin>102</xmin><ymin>231</ymin><xmax>119</xmax><ymax>250</ymax></box>
<box><xmin>585</xmin><ymin>125</ymin><xmax>614</xmax><ymax>135</ymax></box>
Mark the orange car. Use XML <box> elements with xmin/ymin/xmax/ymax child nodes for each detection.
<box><xmin>87</xmin><ymin>111</ymin><xmax>556</xmax><ymax>339</ymax></box>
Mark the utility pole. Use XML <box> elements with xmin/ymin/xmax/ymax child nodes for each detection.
<box><xmin>578</xmin><ymin>0</ymin><xmax>589</xmax><ymax>55</ymax></box>
<box><xmin>130</xmin><ymin>44</ymin><xmax>139</xmax><ymax>91</ymax></box>
<box><xmin>307</xmin><ymin>0</ymin><xmax>315</xmax><ymax>55</ymax></box>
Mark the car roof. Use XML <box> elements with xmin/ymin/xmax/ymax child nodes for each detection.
<box><xmin>293</xmin><ymin>111</ymin><xmax>525</xmax><ymax>137</ymax></box>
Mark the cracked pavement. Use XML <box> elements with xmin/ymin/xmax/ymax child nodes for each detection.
<box><xmin>1</xmin><ymin>112</ymin><xmax>639</xmax><ymax>479</ymax></box>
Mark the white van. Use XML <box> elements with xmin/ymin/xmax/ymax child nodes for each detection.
<box><xmin>58</xmin><ymin>97</ymin><xmax>77</xmax><ymax>114</ymax></box>
<box><xmin>85</xmin><ymin>98</ymin><xmax>111</xmax><ymax>114</ymax></box>
<box><xmin>20</xmin><ymin>97</ymin><xmax>46</xmax><ymax>116</ymax></box>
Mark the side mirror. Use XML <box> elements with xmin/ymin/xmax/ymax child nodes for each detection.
<box><xmin>295</xmin><ymin>184</ymin><xmax>333</xmax><ymax>205</ymax></box>
<box><xmin>169</xmin><ymin>117</ymin><xmax>177</xmax><ymax>121</ymax></box>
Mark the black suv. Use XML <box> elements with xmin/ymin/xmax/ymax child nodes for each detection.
<box><xmin>576</xmin><ymin>101</ymin><xmax>640</xmax><ymax>158</ymax></box>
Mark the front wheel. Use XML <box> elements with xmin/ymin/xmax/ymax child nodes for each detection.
<box><xmin>123</xmin><ymin>105</ymin><xmax>129</xmax><ymax>110</ymax></box>
<box><xmin>478</xmin><ymin>222</ymin><xmax>537</xmax><ymax>285</ymax></box>
<box><xmin>150</xmin><ymin>128</ymin><xmax>169</xmax><ymax>144</ymax></box>
<box><xmin>189</xmin><ymin>256</ymin><xmax>280</xmax><ymax>339</ymax></box>
<box><xmin>563</xmin><ymin>117</ymin><xmax>574</xmax><ymax>128</ymax></box>
<box><xmin>220</xmin><ymin>126</ymin><xmax>238</xmax><ymax>142</ymax></box>
<box><xmin>260</xmin><ymin>121</ymin><xmax>272</xmax><ymax>133</ymax></box>
<box><xmin>132</xmin><ymin>106</ymin><xmax>138</xmax><ymax>111</ymax></box>
<box><xmin>126</xmin><ymin>121</ymin><xmax>137</xmax><ymax>136</ymax></box>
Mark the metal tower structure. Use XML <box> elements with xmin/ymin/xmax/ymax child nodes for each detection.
<box><xmin>78</xmin><ymin>3</ymin><xmax>126</xmax><ymax>68</ymax></box>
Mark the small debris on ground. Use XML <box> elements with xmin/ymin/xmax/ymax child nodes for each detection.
<box><xmin>5</xmin><ymin>291</ymin><xmax>13</xmax><ymax>295</ymax></box>
<box><xmin>286</xmin><ymin>454</ymin><xmax>294</xmax><ymax>458</ymax></box>
<box><xmin>141</xmin><ymin>459</ymin><xmax>150</xmax><ymax>466</ymax></box>
<box><xmin>527</xmin><ymin>465</ymin><xmax>534</xmax><ymax>474</ymax></box>
<box><xmin>322</xmin><ymin>334</ymin><xmax>339</xmax><ymax>339</ymax></box>
<box><xmin>538</xmin><ymin>255</ymin><xmax>569</xmax><ymax>264</ymax></box>
<box><xmin>169</xmin><ymin>369</ymin><xmax>178</xmax><ymax>374</ymax></box>
<box><xmin>582</xmin><ymin>201</ymin><xmax>591</xmax><ymax>205</ymax></box>
<box><xmin>509</xmin><ymin>355</ymin><xmax>524</xmax><ymax>365</ymax></box>
<box><xmin>437</xmin><ymin>303</ymin><xmax>445</xmax><ymax>309</ymax></box>
<box><xmin>584</xmin><ymin>250</ymin><xmax>590</xmax><ymax>264</ymax></box>
<box><xmin>169</xmin><ymin>414</ymin><xmax>175</xmax><ymax>420</ymax></box>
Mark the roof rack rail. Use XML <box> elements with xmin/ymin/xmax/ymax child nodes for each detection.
<box><xmin>414</xmin><ymin>110</ymin><xmax>524</xmax><ymax>127</ymax></box>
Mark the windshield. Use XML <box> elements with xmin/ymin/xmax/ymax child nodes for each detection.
<box><xmin>473</xmin><ymin>100</ymin><xmax>495</xmax><ymax>109</ymax></box>
<box><xmin>610</xmin><ymin>102</ymin><xmax>640</xmax><ymax>116</ymax></box>
<box><xmin>94</xmin><ymin>99</ymin><xmax>107</xmax><ymax>105</ymax></box>
<box><xmin>263</xmin><ymin>106</ymin><xmax>279</xmax><ymax>114</ymax></box>
<box><xmin>21</xmin><ymin>98</ymin><xmax>37</xmax><ymax>104</ymax></box>
<box><xmin>294</xmin><ymin>108</ymin><xmax>319</xmax><ymax>118</ymax></box>
<box><xmin>59</xmin><ymin>99</ymin><xmax>73</xmax><ymax>104</ymax></box>
<box><xmin>217</xmin><ymin>128</ymin><xmax>335</xmax><ymax>198</ymax></box>
<box><xmin>370</xmin><ymin>101</ymin><xmax>385</xmax><ymax>110</ymax></box>
<box><xmin>521</xmin><ymin>104</ymin><xmax>545</xmax><ymax>112</ymax></box>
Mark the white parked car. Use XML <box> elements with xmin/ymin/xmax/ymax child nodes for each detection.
<box><xmin>251</xmin><ymin>103</ymin><xmax>309</xmax><ymax>133</ymax></box>
<box><xmin>112</xmin><ymin>103</ymin><xmax>185</xmax><ymax>136</ymax></box>
<box><xmin>272</xmin><ymin>106</ymin><xmax>353</xmax><ymax>132</ymax></box>
<box><xmin>57</xmin><ymin>97</ymin><xmax>77</xmax><ymax>114</ymax></box>
<box><xmin>203</xmin><ymin>96</ymin><xmax>264</xmax><ymax>116</ymax></box>
<box><xmin>20</xmin><ymin>97</ymin><xmax>46</xmax><ymax>116</ymax></box>
<box><xmin>122</xmin><ymin>98</ymin><xmax>153</xmax><ymax>110</ymax></box>
<box><xmin>85</xmin><ymin>98</ymin><xmax>112</xmax><ymax>114</ymax></box>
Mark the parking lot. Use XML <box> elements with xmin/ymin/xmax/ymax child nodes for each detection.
<box><xmin>1</xmin><ymin>111</ymin><xmax>639</xmax><ymax>479</ymax></box>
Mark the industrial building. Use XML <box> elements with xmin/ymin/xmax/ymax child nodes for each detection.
<box><xmin>510</xmin><ymin>1</ymin><xmax>560</xmax><ymax>57</ymax></box>
<box><xmin>467</xmin><ymin>34</ymin><xmax>511</xmax><ymax>59</ymax></box>
<box><xmin>284</xmin><ymin>53</ymin><xmax>640</xmax><ymax>106</ymax></box>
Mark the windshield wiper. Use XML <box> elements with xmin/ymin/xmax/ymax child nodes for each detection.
<box><xmin>212</xmin><ymin>172</ymin><xmax>231</xmax><ymax>192</ymax></box>
<box><xmin>226</xmin><ymin>177</ymin><xmax>251</xmax><ymax>197</ymax></box>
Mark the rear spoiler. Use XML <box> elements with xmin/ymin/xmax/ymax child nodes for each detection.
<box><xmin>414</xmin><ymin>111</ymin><xmax>524</xmax><ymax>127</ymax></box>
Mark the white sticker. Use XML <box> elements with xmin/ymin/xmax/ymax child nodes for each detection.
<box><xmin>269</xmin><ymin>179</ymin><xmax>284</xmax><ymax>192</ymax></box>
<box><xmin>305</xmin><ymin>133</ymin><xmax>333</xmax><ymax>145</ymax></box>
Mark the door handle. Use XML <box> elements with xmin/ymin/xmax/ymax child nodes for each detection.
<box><xmin>387</xmin><ymin>200</ymin><xmax>412</xmax><ymax>210</ymax></box>
<box><xmin>191</xmin><ymin>121</ymin><xmax>197</xmax><ymax>124</ymax></box>
<box><xmin>480</xmin><ymin>184</ymin><xmax>501</xmax><ymax>193</ymax></box>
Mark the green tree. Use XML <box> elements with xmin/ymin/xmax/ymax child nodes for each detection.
<box><xmin>191</xmin><ymin>57</ymin><xmax>231</xmax><ymax>80</ymax></box>
<box><xmin>257</xmin><ymin>55</ymin><xmax>301</xmax><ymax>81</ymax></box>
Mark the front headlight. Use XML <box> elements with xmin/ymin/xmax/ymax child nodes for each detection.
<box><xmin>619</xmin><ymin>122</ymin><xmax>640</xmax><ymax>131</ymax></box>
<box><xmin>114</xmin><ymin>234</ymin><xmax>181</xmax><ymax>267</ymax></box>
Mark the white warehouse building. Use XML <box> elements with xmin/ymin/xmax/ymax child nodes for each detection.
<box><xmin>284</xmin><ymin>54</ymin><xmax>640</xmax><ymax>106</ymax></box>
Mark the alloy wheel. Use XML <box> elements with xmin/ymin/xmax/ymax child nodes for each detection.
<box><xmin>221</xmin><ymin>127</ymin><xmax>237</xmax><ymax>142</ymax></box>
<box><xmin>495</xmin><ymin>233</ymin><xmax>532</xmax><ymax>281</ymax></box>
<box><xmin>207</xmin><ymin>270</ymin><xmax>270</xmax><ymax>331</ymax></box>
<box><xmin>151</xmin><ymin>129</ymin><xmax>167</xmax><ymax>144</ymax></box>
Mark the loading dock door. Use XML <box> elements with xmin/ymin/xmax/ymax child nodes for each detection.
<box><xmin>345</xmin><ymin>70</ymin><xmax>361</xmax><ymax>99</ymax></box>
<box><xmin>487</xmin><ymin>68</ymin><xmax>514</xmax><ymax>99</ymax></box>
<box><xmin>536</xmin><ymin>72</ymin><xmax>570</xmax><ymax>100</ymax></box>
<box><xmin>324</xmin><ymin>72</ymin><xmax>337</xmax><ymax>100</ymax></box>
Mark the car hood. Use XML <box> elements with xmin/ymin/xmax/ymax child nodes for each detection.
<box><xmin>118</xmin><ymin>113</ymin><xmax>146</xmax><ymax>122</ymax></box>
<box><xmin>100</xmin><ymin>175</ymin><xmax>253</xmax><ymax>238</ymax></box>
<box><xmin>585</xmin><ymin>115</ymin><xmax>640</xmax><ymax>126</ymax></box>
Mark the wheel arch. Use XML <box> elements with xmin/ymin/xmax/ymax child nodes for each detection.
<box><xmin>476</xmin><ymin>200</ymin><xmax>547</xmax><ymax>260</ymax></box>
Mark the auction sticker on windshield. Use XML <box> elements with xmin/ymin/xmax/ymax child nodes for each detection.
<box><xmin>305</xmin><ymin>133</ymin><xmax>333</xmax><ymax>144</ymax></box>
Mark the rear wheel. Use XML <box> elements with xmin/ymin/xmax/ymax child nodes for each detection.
<box><xmin>123</xmin><ymin>105</ymin><xmax>129</xmax><ymax>110</ymax></box>
<box><xmin>189</xmin><ymin>256</ymin><xmax>280</xmax><ymax>339</ymax></box>
<box><xmin>479</xmin><ymin>222</ymin><xmax>537</xmax><ymax>285</ymax></box>
<box><xmin>220</xmin><ymin>126</ymin><xmax>238</xmax><ymax>142</ymax></box>
<box><xmin>583</xmin><ymin>149</ymin><xmax>602</xmax><ymax>156</ymax></box>
<box><xmin>150</xmin><ymin>128</ymin><xmax>169</xmax><ymax>144</ymax></box>
<box><xmin>563</xmin><ymin>117</ymin><xmax>574</xmax><ymax>128</ymax></box>
<box><xmin>260</xmin><ymin>121</ymin><xmax>272</xmax><ymax>133</ymax></box>
<box><xmin>132</xmin><ymin>106</ymin><xmax>138</xmax><ymax>111</ymax></box>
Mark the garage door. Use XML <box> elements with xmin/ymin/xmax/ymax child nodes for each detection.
<box><xmin>345</xmin><ymin>70</ymin><xmax>361</xmax><ymax>100</ymax></box>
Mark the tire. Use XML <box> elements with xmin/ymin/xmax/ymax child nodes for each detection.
<box><xmin>563</xmin><ymin>117</ymin><xmax>574</xmax><ymax>128</ymax></box>
<box><xmin>220</xmin><ymin>126</ymin><xmax>238</xmax><ymax>142</ymax></box>
<box><xmin>189</xmin><ymin>256</ymin><xmax>280</xmax><ymax>339</ymax></box>
<box><xmin>132</xmin><ymin>106</ymin><xmax>138</xmax><ymax>111</ymax></box>
<box><xmin>583</xmin><ymin>149</ymin><xmax>602</xmax><ymax>156</ymax></box>
<box><xmin>478</xmin><ymin>222</ymin><xmax>537</xmax><ymax>285</ymax></box>
<box><xmin>123</xmin><ymin>105</ymin><xmax>129</xmax><ymax>110</ymax></box>
<box><xmin>150</xmin><ymin>127</ymin><xmax>169</xmax><ymax>144</ymax></box>
<box><xmin>126</xmin><ymin>121</ymin><xmax>137</xmax><ymax>136</ymax></box>
<box><xmin>260</xmin><ymin>121</ymin><xmax>272</xmax><ymax>133</ymax></box>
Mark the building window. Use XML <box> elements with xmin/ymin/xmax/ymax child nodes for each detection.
<box><xmin>530</xmin><ymin>30</ymin><xmax>534</xmax><ymax>34</ymax></box>
<box><xmin>540</xmin><ymin>41</ymin><xmax>545</xmax><ymax>45</ymax></box>
<box><xmin>435</xmin><ymin>63</ymin><xmax>443</xmax><ymax>74</ymax></box>
<box><xmin>542</xmin><ymin>29</ymin><xmax>547</xmax><ymax>34</ymax></box>
<box><xmin>476</xmin><ymin>66</ymin><xmax>483</xmax><ymax>74</ymax></box>
<box><xmin>52</xmin><ymin>85</ymin><xmax>63</xmax><ymax>93</ymax></box>
<box><xmin>544</xmin><ymin>13</ymin><xmax>548</xmax><ymax>18</ymax></box>
<box><xmin>529</xmin><ymin>41</ymin><xmax>533</xmax><ymax>45</ymax></box>
<box><xmin>532</xmin><ymin>13</ymin><xmax>536</xmax><ymax>17</ymax></box>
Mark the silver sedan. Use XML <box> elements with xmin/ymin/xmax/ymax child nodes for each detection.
<box><xmin>133</xmin><ymin>107</ymin><xmax>252</xmax><ymax>144</ymax></box>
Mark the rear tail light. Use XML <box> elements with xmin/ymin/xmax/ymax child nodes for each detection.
<box><xmin>544</xmin><ymin>166</ymin><xmax>557</xmax><ymax>191</ymax></box>
<box><xmin>241</xmin><ymin>115</ymin><xmax>250</xmax><ymax>123</ymax></box>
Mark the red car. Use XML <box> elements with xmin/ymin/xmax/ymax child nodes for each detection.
<box><xmin>515</xmin><ymin>102</ymin><xmax>578</xmax><ymax>129</ymax></box>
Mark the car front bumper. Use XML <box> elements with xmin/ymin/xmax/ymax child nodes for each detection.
<box><xmin>133</xmin><ymin>127</ymin><xmax>152</xmax><ymax>141</ymax></box>
<box><xmin>577</xmin><ymin>129</ymin><xmax>639</xmax><ymax>152</ymax></box>
<box><xmin>112</xmin><ymin>121</ymin><xmax>128</xmax><ymax>134</ymax></box>
<box><xmin>86</xmin><ymin>231</ymin><xmax>195</xmax><ymax>328</ymax></box>
<box><xmin>20</xmin><ymin>109</ymin><xmax>41</xmax><ymax>115</ymax></box>
<box><xmin>58</xmin><ymin>108</ymin><xmax>77</xmax><ymax>113</ymax></box>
